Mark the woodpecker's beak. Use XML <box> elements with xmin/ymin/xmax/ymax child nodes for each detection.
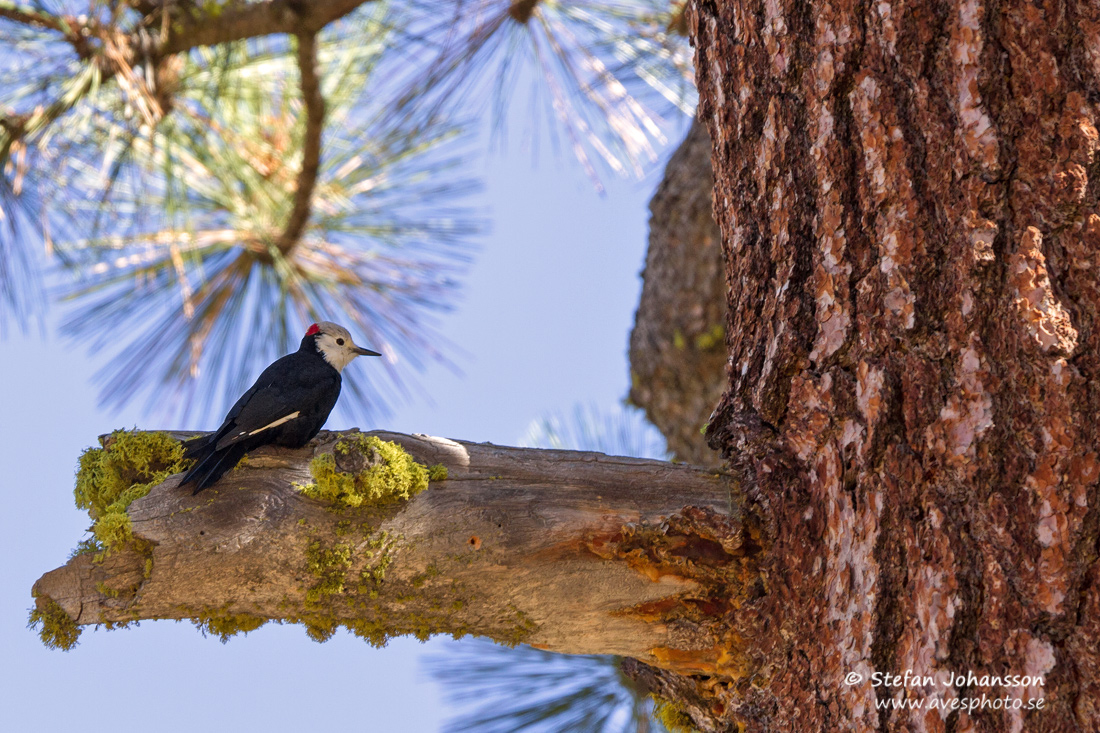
<box><xmin>355</xmin><ymin>346</ymin><xmax>382</xmax><ymax>357</ymax></box>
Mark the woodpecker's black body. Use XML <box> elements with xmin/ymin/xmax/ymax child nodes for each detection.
<box><xmin>179</xmin><ymin>323</ymin><xmax>379</xmax><ymax>493</ymax></box>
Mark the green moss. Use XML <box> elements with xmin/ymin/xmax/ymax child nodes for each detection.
<box><xmin>357</xmin><ymin>534</ymin><xmax>394</xmax><ymax>599</ymax></box>
<box><xmin>694</xmin><ymin>323</ymin><xmax>726</xmax><ymax>351</ymax></box>
<box><xmin>303</xmin><ymin>618</ymin><xmax>339</xmax><ymax>643</ymax></box>
<box><xmin>428</xmin><ymin>464</ymin><xmax>448</xmax><ymax>482</ymax></box>
<box><xmin>305</xmin><ymin>541</ymin><xmax>353</xmax><ymax>603</ymax></box>
<box><xmin>297</xmin><ymin>435</ymin><xmax>429</xmax><ymax>508</ymax></box>
<box><xmin>93</xmin><ymin>512</ymin><xmax>134</xmax><ymax>549</ymax></box>
<box><xmin>191</xmin><ymin>609</ymin><xmax>267</xmax><ymax>643</ymax></box>
<box><xmin>100</xmin><ymin>619</ymin><xmax>138</xmax><ymax>632</ymax></box>
<box><xmin>281</xmin><ymin>516</ymin><xmax>532</xmax><ymax>650</ymax></box>
<box><xmin>28</xmin><ymin>597</ymin><xmax>81</xmax><ymax>651</ymax></box>
<box><xmin>652</xmin><ymin>696</ymin><xmax>698</xmax><ymax>732</ymax></box>
<box><xmin>74</xmin><ymin>430</ymin><xmax>190</xmax><ymax>552</ymax></box>
<box><xmin>346</xmin><ymin>611</ymin><xmax>457</xmax><ymax>645</ymax></box>
<box><xmin>673</xmin><ymin>329</ymin><xmax>686</xmax><ymax>350</ymax></box>
<box><xmin>68</xmin><ymin>537</ymin><xmax>104</xmax><ymax>560</ymax></box>
<box><xmin>285</xmin><ymin>588</ymin><xmax>526</xmax><ymax>650</ymax></box>
<box><xmin>344</xmin><ymin>617</ymin><xmax>393</xmax><ymax>647</ymax></box>
<box><xmin>95</xmin><ymin>581</ymin><xmax>120</xmax><ymax>599</ymax></box>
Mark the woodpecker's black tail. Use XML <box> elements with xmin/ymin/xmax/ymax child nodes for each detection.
<box><xmin>181</xmin><ymin>433</ymin><xmax>211</xmax><ymax>458</ymax></box>
<box><xmin>178</xmin><ymin>441</ymin><xmax>249</xmax><ymax>494</ymax></box>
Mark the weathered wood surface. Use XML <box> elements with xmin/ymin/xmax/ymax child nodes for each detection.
<box><xmin>34</xmin><ymin>430</ymin><xmax>753</xmax><ymax>671</ymax></box>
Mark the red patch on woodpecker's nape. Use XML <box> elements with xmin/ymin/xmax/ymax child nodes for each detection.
<box><xmin>305</xmin><ymin>323</ymin><xmax>321</xmax><ymax>337</ymax></box>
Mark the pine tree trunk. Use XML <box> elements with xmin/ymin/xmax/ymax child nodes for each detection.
<box><xmin>630</xmin><ymin>119</ymin><xmax>728</xmax><ymax>467</ymax></box>
<box><xmin>687</xmin><ymin>0</ymin><xmax>1100</xmax><ymax>729</ymax></box>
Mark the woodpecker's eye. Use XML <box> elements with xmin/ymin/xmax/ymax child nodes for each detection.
<box><xmin>336</xmin><ymin>338</ymin><xmax>345</xmax><ymax>346</ymax></box>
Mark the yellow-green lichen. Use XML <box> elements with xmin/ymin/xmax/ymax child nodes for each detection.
<box><xmin>305</xmin><ymin>541</ymin><xmax>353</xmax><ymax>603</ymax></box>
<box><xmin>651</xmin><ymin>695</ymin><xmax>698</xmax><ymax>732</ymax></box>
<box><xmin>95</xmin><ymin>581</ymin><xmax>120</xmax><ymax>599</ymax></box>
<box><xmin>74</xmin><ymin>430</ymin><xmax>190</xmax><ymax>551</ymax></box>
<box><xmin>303</xmin><ymin>617</ymin><xmax>340</xmax><ymax>643</ymax></box>
<box><xmin>190</xmin><ymin>609</ymin><xmax>267</xmax><ymax>643</ymax></box>
<box><xmin>694</xmin><ymin>323</ymin><xmax>726</xmax><ymax>351</ymax></box>
<box><xmin>68</xmin><ymin>537</ymin><xmax>104</xmax><ymax>560</ymax></box>
<box><xmin>357</xmin><ymin>533</ymin><xmax>394</xmax><ymax>599</ymax></box>
<box><xmin>410</xmin><ymin>563</ymin><xmax>440</xmax><ymax>588</ymax></box>
<box><xmin>297</xmin><ymin>435</ymin><xmax>429</xmax><ymax>508</ymax></box>
<box><xmin>28</xmin><ymin>597</ymin><xmax>81</xmax><ymax>651</ymax></box>
<box><xmin>284</xmin><ymin>589</ymin><xmax>526</xmax><ymax>650</ymax></box>
<box><xmin>428</xmin><ymin>464</ymin><xmax>448</xmax><ymax>482</ymax></box>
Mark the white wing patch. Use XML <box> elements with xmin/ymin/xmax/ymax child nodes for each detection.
<box><xmin>248</xmin><ymin>411</ymin><xmax>301</xmax><ymax>436</ymax></box>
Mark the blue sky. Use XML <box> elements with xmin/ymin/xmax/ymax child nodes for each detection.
<box><xmin>0</xmin><ymin>109</ymin><xmax>687</xmax><ymax>730</ymax></box>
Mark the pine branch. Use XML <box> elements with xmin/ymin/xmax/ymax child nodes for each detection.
<box><xmin>276</xmin><ymin>31</ymin><xmax>325</xmax><ymax>254</ymax></box>
<box><xmin>0</xmin><ymin>3</ymin><xmax>99</xmax><ymax>57</ymax></box>
<box><xmin>159</xmin><ymin>0</ymin><xmax>376</xmax><ymax>55</ymax></box>
<box><xmin>0</xmin><ymin>3</ymin><xmax>70</xmax><ymax>34</ymax></box>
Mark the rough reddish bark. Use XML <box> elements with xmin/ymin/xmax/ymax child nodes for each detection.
<box><xmin>679</xmin><ymin>0</ymin><xmax>1100</xmax><ymax>730</ymax></box>
<box><xmin>629</xmin><ymin>119</ymin><xmax>728</xmax><ymax>467</ymax></box>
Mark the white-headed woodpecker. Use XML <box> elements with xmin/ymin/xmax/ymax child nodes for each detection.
<box><xmin>179</xmin><ymin>321</ymin><xmax>381</xmax><ymax>493</ymax></box>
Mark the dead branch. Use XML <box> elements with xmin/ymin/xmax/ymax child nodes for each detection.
<box><xmin>33</xmin><ymin>430</ymin><xmax>756</xmax><ymax>675</ymax></box>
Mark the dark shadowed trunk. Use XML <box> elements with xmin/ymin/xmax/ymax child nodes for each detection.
<box><xmin>630</xmin><ymin>119</ymin><xmax>728</xmax><ymax>468</ymax></box>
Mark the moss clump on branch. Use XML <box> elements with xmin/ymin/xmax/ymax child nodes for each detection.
<box><xmin>190</xmin><ymin>608</ymin><xmax>268</xmax><ymax>643</ymax></box>
<box><xmin>74</xmin><ymin>430</ymin><xmax>190</xmax><ymax>551</ymax></box>
<box><xmin>297</xmin><ymin>435</ymin><xmax>429</xmax><ymax>508</ymax></box>
<box><xmin>28</xmin><ymin>596</ymin><xmax>82</xmax><ymax>651</ymax></box>
<box><xmin>68</xmin><ymin>537</ymin><xmax>105</xmax><ymax>559</ymax></box>
<box><xmin>428</xmin><ymin>463</ymin><xmax>448</xmax><ymax>482</ymax></box>
<box><xmin>287</xmin><ymin>606</ymin><xmax>485</xmax><ymax>649</ymax></box>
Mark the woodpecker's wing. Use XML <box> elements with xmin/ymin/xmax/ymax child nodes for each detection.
<box><xmin>212</xmin><ymin>356</ymin><xmax>340</xmax><ymax>451</ymax></box>
<box><xmin>181</xmin><ymin>377</ymin><xmax>267</xmax><ymax>462</ymax></box>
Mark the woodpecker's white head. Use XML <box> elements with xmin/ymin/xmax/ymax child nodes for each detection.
<box><xmin>305</xmin><ymin>321</ymin><xmax>381</xmax><ymax>373</ymax></box>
